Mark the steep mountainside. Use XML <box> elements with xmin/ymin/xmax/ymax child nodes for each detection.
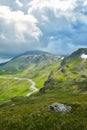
<box><xmin>62</xmin><ymin>48</ymin><xmax>87</xmax><ymax>65</ymax></box>
<box><xmin>40</xmin><ymin>48</ymin><xmax>87</xmax><ymax>93</ymax></box>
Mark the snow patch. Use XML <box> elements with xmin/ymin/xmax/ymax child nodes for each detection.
<box><xmin>61</xmin><ymin>57</ymin><xmax>64</xmax><ymax>60</ymax></box>
<box><xmin>81</xmin><ymin>53</ymin><xmax>87</xmax><ymax>60</ymax></box>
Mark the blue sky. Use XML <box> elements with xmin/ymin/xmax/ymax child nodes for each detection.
<box><xmin>0</xmin><ymin>0</ymin><xmax>87</xmax><ymax>59</ymax></box>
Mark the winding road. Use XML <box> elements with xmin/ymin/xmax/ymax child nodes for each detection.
<box><xmin>0</xmin><ymin>76</ymin><xmax>39</xmax><ymax>97</ymax></box>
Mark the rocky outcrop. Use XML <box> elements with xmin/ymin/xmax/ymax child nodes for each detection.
<box><xmin>39</xmin><ymin>71</ymin><xmax>54</xmax><ymax>94</ymax></box>
<box><xmin>46</xmin><ymin>103</ymin><xmax>72</xmax><ymax>114</ymax></box>
<box><xmin>61</xmin><ymin>68</ymin><xmax>66</xmax><ymax>73</ymax></box>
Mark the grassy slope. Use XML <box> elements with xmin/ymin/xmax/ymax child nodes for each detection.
<box><xmin>0</xmin><ymin>59</ymin><xmax>62</xmax><ymax>101</ymax></box>
<box><xmin>0</xmin><ymin>54</ymin><xmax>61</xmax><ymax>102</ymax></box>
<box><xmin>0</xmin><ymin>78</ymin><xmax>32</xmax><ymax>101</ymax></box>
<box><xmin>0</xmin><ymin>59</ymin><xmax>87</xmax><ymax>129</ymax></box>
<box><xmin>0</xmin><ymin>49</ymin><xmax>87</xmax><ymax>129</ymax></box>
<box><xmin>0</xmin><ymin>84</ymin><xmax>87</xmax><ymax>130</ymax></box>
<box><xmin>20</xmin><ymin>61</ymin><xmax>61</xmax><ymax>88</ymax></box>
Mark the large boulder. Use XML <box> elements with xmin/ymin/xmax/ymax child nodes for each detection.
<box><xmin>47</xmin><ymin>103</ymin><xmax>71</xmax><ymax>114</ymax></box>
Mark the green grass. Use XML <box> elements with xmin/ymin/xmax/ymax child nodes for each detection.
<box><xmin>19</xmin><ymin>62</ymin><xmax>61</xmax><ymax>89</ymax></box>
<box><xmin>0</xmin><ymin>84</ymin><xmax>87</xmax><ymax>130</ymax></box>
<box><xmin>0</xmin><ymin>78</ymin><xmax>32</xmax><ymax>101</ymax></box>
<box><xmin>0</xmin><ymin>74</ymin><xmax>87</xmax><ymax>130</ymax></box>
<box><xmin>0</xmin><ymin>60</ymin><xmax>62</xmax><ymax>101</ymax></box>
<box><xmin>0</xmin><ymin>52</ymin><xmax>87</xmax><ymax>129</ymax></box>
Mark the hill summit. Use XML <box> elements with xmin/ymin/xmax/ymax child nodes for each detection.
<box><xmin>61</xmin><ymin>48</ymin><xmax>87</xmax><ymax>65</ymax></box>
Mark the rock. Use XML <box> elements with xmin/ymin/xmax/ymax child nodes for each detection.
<box><xmin>47</xmin><ymin>103</ymin><xmax>71</xmax><ymax>114</ymax></box>
<box><xmin>81</xmin><ymin>75</ymin><xmax>87</xmax><ymax>78</ymax></box>
<box><xmin>67</xmin><ymin>74</ymin><xmax>72</xmax><ymax>78</ymax></box>
<box><xmin>66</xmin><ymin>65</ymin><xmax>69</xmax><ymax>68</ymax></box>
<box><xmin>39</xmin><ymin>87</ymin><xmax>45</xmax><ymax>94</ymax></box>
<box><xmin>61</xmin><ymin>68</ymin><xmax>66</xmax><ymax>73</ymax></box>
<box><xmin>78</xmin><ymin>65</ymin><xmax>84</xmax><ymax>71</ymax></box>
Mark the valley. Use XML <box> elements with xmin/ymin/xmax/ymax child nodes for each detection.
<box><xmin>0</xmin><ymin>76</ymin><xmax>38</xmax><ymax>101</ymax></box>
<box><xmin>0</xmin><ymin>49</ymin><xmax>87</xmax><ymax>130</ymax></box>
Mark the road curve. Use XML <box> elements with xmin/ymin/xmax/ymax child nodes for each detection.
<box><xmin>0</xmin><ymin>76</ymin><xmax>39</xmax><ymax>97</ymax></box>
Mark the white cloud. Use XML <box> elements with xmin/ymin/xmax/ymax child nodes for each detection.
<box><xmin>0</xmin><ymin>5</ymin><xmax>42</xmax><ymax>41</ymax></box>
<box><xmin>28</xmin><ymin>0</ymin><xmax>76</xmax><ymax>13</ymax></box>
<box><xmin>28</xmin><ymin>0</ymin><xmax>76</xmax><ymax>21</ymax></box>
<box><xmin>83</xmin><ymin>0</ymin><xmax>87</xmax><ymax>6</ymax></box>
<box><xmin>16</xmin><ymin>0</ymin><xmax>23</xmax><ymax>7</ymax></box>
<box><xmin>0</xmin><ymin>0</ymin><xmax>87</xmax><ymax>57</ymax></box>
<box><xmin>0</xmin><ymin>33</ymin><xmax>7</xmax><ymax>40</ymax></box>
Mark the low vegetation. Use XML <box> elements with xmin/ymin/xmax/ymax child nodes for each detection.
<box><xmin>0</xmin><ymin>84</ymin><xmax>87</xmax><ymax>130</ymax></box>
<box><xmin>0</xmin><ymin>77</ymin><xmax>32</xmax><ymax>101</ymax></box>
<box><xmin>0</xmin><ymin>49</ymin><xmax>87</xmax><ymax>130</ymax></box>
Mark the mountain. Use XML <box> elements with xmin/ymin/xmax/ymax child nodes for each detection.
<box><xmin>61</xmin><ymin>48</ymin><xmax>87</xmax><ymax>65</ymax></box>
<box><xmin>0</xmin><ymin>50</ymin><xmax>60</xmax><ymax>74</ymax></box>
<box><xmin>0</xmin><ymin>50</ymin><xmax>62</xmax><ymax>101</ymax></box>
<box><xmin>40</xmin><ymin>48</ymin><xmax>87</xmax><ymax>93</ymax></box>
<box><xmin>20</xmin><ymin>50</ymin><xmax>50</xmax><ymax>56</ymax></box>
<box><xmin>0</xmin><ymin>61</ymin><xmax>9</xmax><ymax>66</ymax></box>
<box><xmin>12</xmin><ymin>50</ymin><xmax>50</xmax><ymax>60</ymax></box>
<box><xmin>0</xmin><ymin>49</ymin><xmax>87</xmax><ymax>130</ymax></box>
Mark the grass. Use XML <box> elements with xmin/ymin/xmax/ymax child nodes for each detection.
<box><xmin>0</xmin><ymin>78</ymin><xmax>32</xmax><ymax>101</ymax></box>
<box><xmin>0</xmin><ymin>60</ymin><xmax>61</xmax><ymax>101</ymax></box>
<box><xmin>19</xmin><ymin>62</ymin><xmax>61</xmax><ymax>89</ymax></box>
<box><xmin>0</xmin><ymin>55</ymin><xmax>87</xmax><ymax>129</ymax></box>
<box><xmin>0</xmin><ymin>83</ymin><xmax>87</xmax><ymax>130</ymax></box>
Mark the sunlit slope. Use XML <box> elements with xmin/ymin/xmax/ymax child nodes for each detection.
<box><xmin>0</xmin><ymin>77</ymin><xmax>31</xmax><ymax>101</ymax></box>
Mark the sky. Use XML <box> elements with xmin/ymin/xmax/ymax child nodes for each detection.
<box><xmin>0</xmin><ymin>0</ymin><xmax>87</xmax><ymax>61</ymax></box>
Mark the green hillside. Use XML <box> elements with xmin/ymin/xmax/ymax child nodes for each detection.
<box><xmin>0</xmin><ymin>51</ymin><xmax>62</xmax><ymax>101</ymax></box>
<box><xmin>0</xmin><ymin>49</ymin><xmax>87</xmax><ymax>130</ymax></box>
<box><xmin>0</xmin><ymin>77</ymin><xmax>32</xmax><ymax>101</ymax></box>
<box><xmin>41</xmin><ymin>48</ymin><xmax>87</xmax><ymax>93</ymax></box>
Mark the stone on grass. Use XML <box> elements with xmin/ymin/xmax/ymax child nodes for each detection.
<box><xmin>47</xmin><ymin>103</ymin><xmax>71</xmax><ymax>114</ymax></box>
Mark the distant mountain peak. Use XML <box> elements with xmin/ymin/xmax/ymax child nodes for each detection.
<box><xmin>12</xmin><ymin>50</ymin><xmax>51</xmax><ymax>60</ymax></box>
<box><xmin>21</xmin><ymin>50</ymin><xmax>50</xmax><ymax>56</ymax></box>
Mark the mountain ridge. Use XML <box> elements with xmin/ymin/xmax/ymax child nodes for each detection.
<box><xmin>61</xmin><ymin>48</ymin><xmax>87</xmax><ymax>65</ymax></box>
<box><xmin>0</xmin><ymin>50</ymin><xmax>51</xmax><ymax>66</ymax></box>
<box><xmin>0</xmin><ymin>50</ymin><xmax>61</xmax><ymax>74</ymax></box>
